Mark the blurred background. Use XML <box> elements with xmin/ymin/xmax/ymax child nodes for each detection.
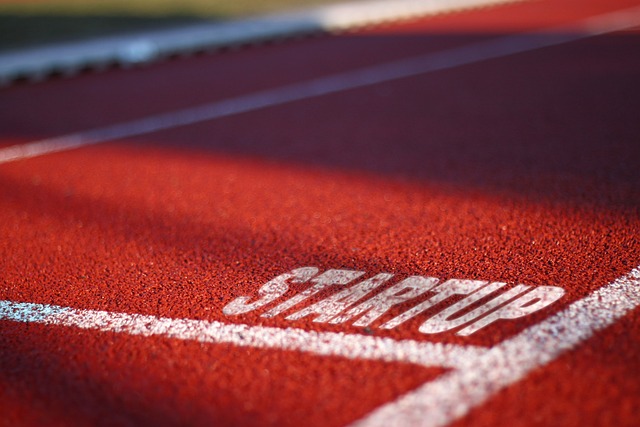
<box><xmin>0</xmin><ymin>0</ymin><xmax>346</xmax><ymax>52</ymax></box>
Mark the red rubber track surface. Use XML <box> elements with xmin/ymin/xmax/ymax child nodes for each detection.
<box><xmin>1</xmin><ymin>0</ymin><xmax>639</xmax><ymax>425</ymax></box>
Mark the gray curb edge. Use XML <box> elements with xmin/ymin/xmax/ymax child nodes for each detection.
<box><xmin>0</xmin><ymin>0</ymin><xmax>520</xmax><ymax>85</ymax></box>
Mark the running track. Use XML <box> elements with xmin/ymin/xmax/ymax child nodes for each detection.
<box><xmin>1</xmin><ymin>0</ymin><xmax>639</xmax><ymax>425</ymax></box>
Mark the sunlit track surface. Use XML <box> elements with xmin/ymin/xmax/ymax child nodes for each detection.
<box><xmin>1</xmin><ymin>0</ymin><xmax>640</xmax><ymax>426</ymax></box>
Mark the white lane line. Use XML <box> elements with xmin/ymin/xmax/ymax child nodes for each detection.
<box><xmin>2</xmin><ymin>5</ymin><xmax>640</xmax><ymax>165</ymax></box>
<box><xmin>0</xmin><ymin>300</ymin><xmax>485</xmax><ymax>369</ymax></box>
<box><xmin>2</xmin><ymin>267</ymin><xmax>638</xmax><ymax>426</ymax></box>
<box><xmin>350</xmin><ymin>265</ymin><xmax>640</xmax><ymax>427</ymax></box>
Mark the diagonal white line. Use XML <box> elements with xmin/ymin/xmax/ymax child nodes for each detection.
<box><xmin>2</xmin><ymin>5</ymin><xmax>640</xmax><ymax>165</ymax></box>
<box><xmin>350</xmin><ymin>265</ymin><xmax>640</xmax><ymax>427</ymax></box>
<box><xmin>0</xmin><ymin>300</ymin><xmax>485</xmax><ymax>369</ymax></box>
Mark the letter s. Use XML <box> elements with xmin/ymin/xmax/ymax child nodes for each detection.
<box><xmin>223</xmin><ymin>267</ymin><xmax>319</xmax><ymax>315</ymax></box>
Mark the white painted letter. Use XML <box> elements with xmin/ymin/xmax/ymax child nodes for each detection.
<box><xmin>262</xmin><ymin>269</ymin><xmax>365</xmax><ymax>318</ymax></box>
<box><xmin>223</xmin><ymin>267</ymin><xmax>318</xmax><ymax>315</ymax></box>
<box><xmin>329</xmin><ymin>276</ymin><xmax>439</xmax><ymax>326</ymax></box>
<box><xmin>457</xmin><ymin>285</ymin><xmax>566</xmax><ymax>336</ymax></box>
<box><xmin>287</xmin><ymin>273</ymin><xmax>394</xmax><ymax>322</ymax></box>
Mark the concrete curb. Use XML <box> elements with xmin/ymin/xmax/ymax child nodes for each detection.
<box><xmin>0</xmin><ymin>0</ymin><xmax>521</xmax><ymax>85</ymax></box>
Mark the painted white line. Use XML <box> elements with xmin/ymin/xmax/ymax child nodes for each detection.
<box><xmin>0</xmin><ymin>300</ymin><xmax>485</xmax><ymax>369</ymax></box>
<box><xmin>2</xmin><ymin>5</ymin><xmax>640</xmax><ymax>165</ymax></box>
<box><xmin>1</xmin><ymin>266</ymin><xmax>638</xmax><ymax>425</ymax></box>
<box><xmin>0</xmin><ymin>0</ymin><xmax>522</xmax><ymax>84</ymax></box>
<box><xmin>349</xmin><ymin>266</ymin><xmax>640</xmax><ymax>427</ymax></box>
